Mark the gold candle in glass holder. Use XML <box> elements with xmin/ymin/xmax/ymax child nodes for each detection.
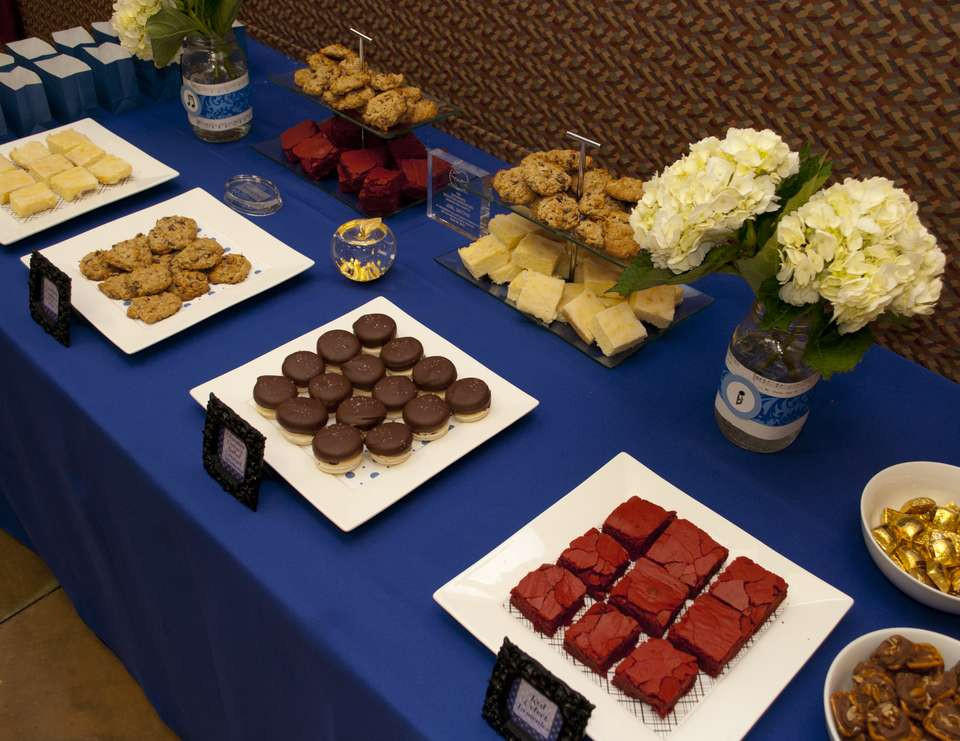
<box><xmin>331</xmin><ymin>218</ymin><xmax>398</xmax><ymax>282</ymax></box>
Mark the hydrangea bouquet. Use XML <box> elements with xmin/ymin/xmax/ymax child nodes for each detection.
<box><xmin>111</xmin><ymin>0</ymin><xmax>242</xmax><ymax>67</ymax></box>
<box><xmin>615</xmin><ymin>128</ymin><xmax>945</xmax><ymax>377</ymax></box>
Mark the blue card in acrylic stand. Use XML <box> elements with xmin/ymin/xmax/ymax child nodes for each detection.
<box><xmin>89</xmin><ymin>21</ymin><xmax>120</xmax><ymax>45</ymax></box>
<box><xmin>34</xmin><ymin>55</ymin><xmax>99</xmax><ymax>121</ymax></box>
<box><xmin>0</xmin><ymin>68</ymin><xmax>53</xmax><ymax>135</ymax></box>
<box><xmin>51</xmin><ymin>27</ymin><xmax>97</xmax><ymax>56</ymax></box>
<box><xmin>77</xmin><ymin>43</ymin><xmax>140</xmax><ymax>114</ymax></box>
<box><xmin>4</xmin><ymin>38</ymin><xmax>57</xmax><ymax>67</ymax></box>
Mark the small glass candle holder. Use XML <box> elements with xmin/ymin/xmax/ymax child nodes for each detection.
<box><xmin>331</xmin><ymin>218</ymin><xmax>397</xmax><ymax>282</ymax></box>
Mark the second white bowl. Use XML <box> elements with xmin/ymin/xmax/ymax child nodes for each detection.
<box><xmin>823</xmin><ymin>626</ymin><xmax>960</xmax><ymax>741</ymax></box>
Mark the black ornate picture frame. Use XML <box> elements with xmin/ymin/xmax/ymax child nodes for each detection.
<box><xmin>202</xmin><ymin>394</ymin><xmax>266</xmax><ymax>511</ymax></box>
<box><xmin>483</xmin><ymin>637</ymin><xmax>593</xmax><ymax>741</ymax></box>
<box><xmin>28</xmin><ymin>251</ymin><xmax>72</xmax><ymax>347</ymax></box>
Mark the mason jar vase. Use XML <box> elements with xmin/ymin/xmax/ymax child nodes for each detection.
<box><xmin>179</xmin><ymin>31</ymin><xmax>252</xmax><ymax>143</ymax></box>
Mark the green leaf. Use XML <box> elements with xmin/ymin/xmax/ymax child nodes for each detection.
<box><xmin>147</xmin><ymin>8</ymin><xmax>201</xmax><ymax>67</ymax></box>
<box><xmin>213</xmin><ymin>0</ymin><xmax>242</xmax><ymax>37</ymax></box>
<box><xmin>734</xmin><ymin>147</ymin><xmax>833</xmax><ymax>293</ymax></box>
<box><xmin>804</xmin><ymin>322</ymin><xmax>874</xmax><ymax>379</ymax></box>
<box><xmin>756</xmin><ymin>277</ymin><xmax>817</xmax><ymax>331</ymax></box>
<box><xmin>613</xmin><ymin>242</ymin><xmax>741</xmax><ymax>295</ymax></box>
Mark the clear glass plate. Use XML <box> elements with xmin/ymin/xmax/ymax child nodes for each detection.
<box><xmin>251</xmin><ymin>136</ymin><xmax>432</xmax><ymax>218</ymax></box>
<box><xmin>270</xmin><ymin>70</ymin><xmax>461</xmax><ymax>140</ymax></box>
<box><xmin>434</xmin><ymin>248</ymin><xmax>714</xmax><ymax>368</ymax></box>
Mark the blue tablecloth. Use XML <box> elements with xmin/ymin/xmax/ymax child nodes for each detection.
<box><xmin>1</xmin><ymin>40</ymin><xmax>957</xmax><ymax>741</ymax></box>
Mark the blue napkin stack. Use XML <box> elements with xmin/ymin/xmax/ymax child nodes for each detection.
<box><xmin>0</xmin><ymin>67</ymin><xmax>53</xmax><ymax>135</ymax></box>
<box><xmin>34</xmin><ymin>55</ymin><xmax>99</xmax><ymax>122</ymax></box>
<box><xmin>76</xmin><ymin>42</ymin><xmax>140</xmax><ymax>113</ymax></box>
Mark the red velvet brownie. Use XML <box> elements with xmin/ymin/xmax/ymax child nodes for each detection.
<box><xmin>667</xmin><ymin>594</ymin><xmax>753</xmax><ymax>677</ymax></box>
<box><xmin>608</xmin><ymin>558</ymin><xmax>689</xmax><ymax>638</ymax></box>
<box><xmin>612</xmin><ymin>639</ymin><xmax>699</xmax><ymax>717</ymax></box>
<box><xmin>386</xmin><ymin>132</ymin><xmax>427</xmax><ymax>162</ymax></box>
<box><xmin>397</xmin><ymin>158</ymin><xmax>452</xmax><ymax>201</ymax></box>
<box><xmin>602</xmin><ymin>496</ymin><xmax>676</xmax><ymax>559</ymax></box>
<box><xmin>281</xmin><ymin>120</ymin><xmax>317</xmax><ymax>162</ymax></box>
<box><xmin>337</xmin><ymin>148</ymin><xmax>389</xmax><ymax>193</ymax></box>
<box><xmin>294</xmin><ymin>134</ymin><xmax>339</xmax><ymax>180</ymax></box>
<box><xmin>510</xmin><ymin>564</ymin><xmax>586</xmax><ymax>637</ymax></box>
<box><xmin>327</xmin><ymin>116</ymin><xmax>364</xmax><ymax>149</ymax></box>
<box><xmin>557</xmin><ymin>528</ymin><xmax>630</xmax><ymax>599</ymax></box>
<box><xmin>707</xmin><ymin>556</ymin><xmax>788</xmax><ymax>631</ymax></box>
<box><xmin>358</xmin><ymin>167</ymin><xmax>403</xmax><ymax>214</ymax></box>
<box><xmin>563</xmin><ymin>602</ymin><xmax>640</xmax><ymax>675</ymax></box>
<box><xmin>645</xmin><ymin>518</ymin><xmax>729</xmax><ymax>595</ymax></box>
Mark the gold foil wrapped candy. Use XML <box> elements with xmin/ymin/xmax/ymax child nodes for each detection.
<box><xmin>879</xmin><ymin>494</ymin><xmax>960</xmax><ymax>597</ymax></box>
<box><xmin>872</xmin><ymin>526</ymin><xmax>898</xmax><ymax>554</ymax></box>
<box><xmin>901</xmin><ymin>496</ymin><xmax>938</xmax><ymax>516</ymax></box>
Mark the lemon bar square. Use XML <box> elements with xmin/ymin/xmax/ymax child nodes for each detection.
<box><xmin>516</xmin><ymin>271</ymin><xmax>565</xmax><ymax>323</ymax></box>
<box><xmin>9</xmin><ymin>182</ymin><xmax>58</xmax><ymax>217</ymax></box>
<box><xmin>10</xmin><ymin>141</ymin><xmax>51</xmax><ymax>168</ymax></box>
<box><xmin>0</xmin><ymin>169</ymin><xmax>36</xmax><ymax>203</ymax></box>
<box><xmin>29</xmin><ymin>153</ymin><xmax>73</xmax><ymax>183</ymax></box>
<box><xmin>88</xmin><ymin>155</ymin><xmax>132</xmax><ymax>185</ymax></box>
<box><xmin>50</xmin><ymin>166</ymin><xmax>98</xmax><ymax>201</ymax></box>
<box><xmin>591</xmin><ymin>301</ymin><xmax>648</xmax><ymax>357</ymax></box>
<box><xmin>0</xmin><ymin>154</ymin><xmax>16</xmax><ymax>173</ymax></box>
<box><xmin>46</xmin><ymin>129</ymin><xmax>91</xmax><ymax>154</ymax></box>
<box><xmin>65</xmin><ymin>142</ymin><xmax>105</xmax><ymax>168</ymax></box>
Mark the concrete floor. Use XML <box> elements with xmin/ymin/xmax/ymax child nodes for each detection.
<box><xmin>0</xmin><ymin>530</ymin><xmax>178</xmax><ymax>741</ymax></box>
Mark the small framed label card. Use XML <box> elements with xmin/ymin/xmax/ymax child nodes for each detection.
<box><xmin>202</xmin><ymin>394</ymin><xmax>266</xmax><ymax>511</ymax></box>
<box><xmin>28</xmin><ymin>250</ymin><xmax>71</xmax><ymax>346</ymax></box>
<box><xmin>427</xmin><ymin>148</ymin><xmax>491</xmax><ymax>241</ymax></box>
<box><xmin>483</xmin><ymin>638</ymin><xmax>593</xmax><ymax>741</ymax></box>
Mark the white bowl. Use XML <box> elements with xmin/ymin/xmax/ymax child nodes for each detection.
<box><xmin>823</xmin><ymin>627</ymin><xmax>960</xmax><ymax>741</ymax></box>
<box><xmin>860</xmin><ymin>461</ymin><xmax>960</xmax><ymax>614</ymax></box>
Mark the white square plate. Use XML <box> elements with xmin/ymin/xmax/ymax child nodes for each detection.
<box><xmin>434</xmin><ymin>452</ymin><xmax>853</xmax><ymax>740</ymax></box>
<box><xmin>1</xmin><ymin>118</ymin><xmax>178</xmax><ymax>244</ymax></box>
<box><xmin>189</xmin><ymin>296</ymin><xmax>539</xmax><ymax>531</ymax></box>
<box><xmin>21</xmin><ymin>188</ymin><xmax>314</xmax><ymax>354</ymax></box>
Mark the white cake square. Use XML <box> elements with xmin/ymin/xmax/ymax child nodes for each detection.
<box><xmin>49</xmin><ymin>166</ymin><xmax>98</xmax><ymax>201</ymax></box>
<box><xmin>64</xmin><ymin>142</ymin><xmax>105</xmax><ymax>168</ymax></box>
<box><xmin>9</xmin><ymin>182</ymin><xmax>58</xmax><ymax>217</ymax></box>
<box><xmin>516</xmin><ymin>272</ymin><xmax>565</xmax><ymax>323</ymax></box>
<box><xmin>10</xmin><ymin>141</ymin><xmax>51</xmax><ymax>168</ymax></box>
<box><xmin>88</xmin><ymin>155</ymin><xmax>132</xmax><ymax>185</ymax></box>
<box><xmin>46</xmin><ymin>129</ymin><xmax>92</xmax><ymax>154</ymax></box>
<box><xmin>0</xmin><ymin>169</ymin><xmax>36</xmax><ymax>203</ymax></box>
<box><xmin>28</xmin><ymin>153</ymin><xmax>73</xmax><ymax>183</ymax></box>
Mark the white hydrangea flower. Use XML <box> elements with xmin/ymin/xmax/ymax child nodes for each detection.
<box><xmin>629</xmin><ymin>128</ymin><xmax>799</xmax><ymax>273</ymax></box>
<box><xmin>111</xmin><ymin>0</ymin><xmax>175</xmax><ymax>62</ymax></box>
<box><xmin>776</xmin><ymin>177</ymin><xmax>944</xmax><ymax>334</ymax></box>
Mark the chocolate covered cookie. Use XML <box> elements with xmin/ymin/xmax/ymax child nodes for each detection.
<box><xmin>445</xmin><ymin>378</ymin><xmax>491</xmax><ymax>422</ymax></box>
<box><xmin>308</xmin><ymin>373</ymin><xmax>353</xmax><ymax>410</ymax></box>
<box><xmin>282</xmin><ymin>350</ymin><xmax>324</xmax><ymax>389</ymax></box>
<box><xmin>402</xmin><ymin>393</ymin><xmax>450</xmax><ymax>441</ymax></box>
<box><xmin>317</xmin><ymin>329</ymin><xmax>361</xmax><ymax>371</ymax></box>
<box><xmin>312</xmin><ymin>423</ymin><xmax>363</xmax><ymax>474</ymax></box>
<box><xmin>253</xmin><ymin>375</ymin><xmax>298</xmax><ymax>418</ymax></box>
<box><xmin>365</xmin><ymin>422</ymin><xmax>413</xmax><ymax>466</ymax></box>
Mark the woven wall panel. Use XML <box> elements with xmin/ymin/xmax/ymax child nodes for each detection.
<box><xmin>18</xmin><ymin>1</ymin><xmax>960</xmax><ymax>381</ymax></box>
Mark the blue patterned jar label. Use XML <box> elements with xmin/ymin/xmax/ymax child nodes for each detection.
<box><xmin>181</xmin><ymin>73</ymin><xmax>252</xmax><ymax>132</ymax></box>
<box><xmin>714</xmin><ymin>349</ymin><xmax>819</xmax><ymax>442</ymax></box>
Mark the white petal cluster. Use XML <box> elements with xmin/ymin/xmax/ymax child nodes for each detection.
<box><xmin>629</xmin><ymin>128</ymin><xmax>799</xmax><ymax>273</ymax></box>
<box><xmin>777</xmin><ymin>177</ymin><xmax>945</xmax><ymax>334</ymax></box>
<box><xmin>111</xmin><ymin>0</ymin><xmax>174</xmax><ymax>62</ymax></box>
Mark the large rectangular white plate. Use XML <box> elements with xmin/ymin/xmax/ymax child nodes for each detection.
<box><xmin>434</xmin><ymin>452</ymin><xmax>853</xmax><ymax>740</ymax></box>
<box><xmin>1</xmin><ymin>118</ymin><xmax>178</xmax><ymax>244</ymax></box>
<box><xmin>189</xmin><ymin>296</ymin><xmax>539</xmax><ymax>531</ymax></box>
<box><xmin>21</xmin><ymin>188</ymin><xmax>315</xmax><ymax>354</ymax></box>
